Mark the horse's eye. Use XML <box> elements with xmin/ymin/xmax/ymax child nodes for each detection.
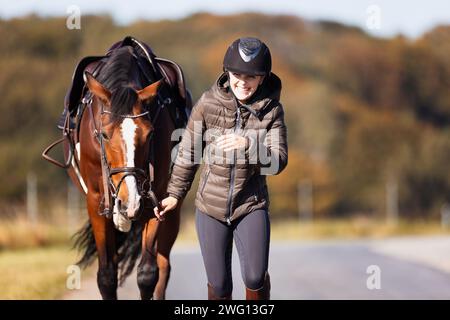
<box><xmin>143</xmin><ymin>102</ymin><xmax>152</xmax><ymax>111</ymax></box>
<box><xmin>101</xmin><ymin>131</ymin><xmax>110</xmax><ymax>140</ymax></box>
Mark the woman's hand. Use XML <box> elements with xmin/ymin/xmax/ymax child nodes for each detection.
<box><xmin>154</xmin><ymin>196</ymin><xmax>178</xmax><ymax>221</ymax></box>
<box><xmin>215</xmin><ymin>134</ymin><xmax>247</xmax><ymax>152</ymax></box>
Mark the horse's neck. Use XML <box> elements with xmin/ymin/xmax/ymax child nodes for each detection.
<box><xmin>153</xmin><ymin>107</ymin><xmax>175</xmax><ymax>191</ymax></box>
<box><xmin>153</xmin><ymin>107</ymin><xmax>172</xmax><ymax>155</ymax></box>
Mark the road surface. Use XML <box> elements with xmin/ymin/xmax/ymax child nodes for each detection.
<box><xmin>64</xmin><ymin>236</ymin><xmax>450</xmax><ymax>299</ymax></box>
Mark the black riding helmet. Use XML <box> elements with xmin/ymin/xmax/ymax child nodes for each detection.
<box><xmin>223</xmin><ymin>37</ymin><xmax>272</xmax><ymax>76</ymax></box>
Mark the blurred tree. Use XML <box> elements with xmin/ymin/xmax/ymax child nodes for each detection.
<box><xmin>0</xmin><ymin>13</ymin><xmax>448</xmax><ymax>220</ymax></box>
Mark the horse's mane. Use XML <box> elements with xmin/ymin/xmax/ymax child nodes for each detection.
<box><xmin>97</xmin><ymin>46</ymin><xmax>147</xmax><ymax>119</ymax></box>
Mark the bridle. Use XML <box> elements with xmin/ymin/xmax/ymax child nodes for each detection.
<box><xmin>86</xmin><ymin>89</ymin><xmax>171</xmax><ymax>219</ymax></box>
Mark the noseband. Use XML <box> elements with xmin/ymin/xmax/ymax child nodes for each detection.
<box><xmin>87</xmin><ymin>92</ymin><xmax>170</xmax><ymax>219</ymax></box>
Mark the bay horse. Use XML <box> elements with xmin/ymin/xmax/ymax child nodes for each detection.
<box><xmin>68</xmin><ymin>45</ymin><xmax>182</xmax><ymax>299</ymax></box>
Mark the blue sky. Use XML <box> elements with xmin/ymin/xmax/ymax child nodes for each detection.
<box><xmin>1</xmin><ymin>0</ymin><xmax>449</xmax><ymax>38</ymax></box>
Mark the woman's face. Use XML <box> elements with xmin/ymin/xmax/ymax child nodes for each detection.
<box><xmin>228</xmin><ymin>72</ymin><xmax>265</xmax><ymax>103</ymax></box>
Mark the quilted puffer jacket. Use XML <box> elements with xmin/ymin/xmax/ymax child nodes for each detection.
<box><xmin>167</xmin><ymin>72</ymin><xmax>288</xmax><ymax>224</ymax></box>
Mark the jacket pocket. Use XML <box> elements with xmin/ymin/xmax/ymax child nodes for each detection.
<box><xmin>200</xmin><ymin>167</ymin><xmax>211</xmax><ymax>196</ymax></box>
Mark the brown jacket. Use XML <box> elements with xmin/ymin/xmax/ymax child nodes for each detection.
<box><xmin>167</xmin><ymin>72</ymin><xmax>288</xmax><ymax>224</ymax></box>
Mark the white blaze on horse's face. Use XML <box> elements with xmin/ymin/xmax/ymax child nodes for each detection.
<box><xmin>120</xmin><ymin>118</ymin><xmax>141</xmax><ymax>219</ymax></box>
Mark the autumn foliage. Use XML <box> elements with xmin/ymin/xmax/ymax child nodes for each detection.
<box><xmin>0</xmin><ymin>13</ymin><xmax>448</xmax><ymax>219</ymax></box>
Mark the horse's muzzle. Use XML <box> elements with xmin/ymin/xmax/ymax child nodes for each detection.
<box><xmin>117</xmin><ymin>198</ymin><xmax>141</xmax><ymax>221</ymax></box>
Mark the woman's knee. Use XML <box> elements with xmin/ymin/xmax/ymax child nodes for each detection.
<box><xmin>243</xmin><ymin>269</ymin><xmax>267</xmax><ymax>290</ymax></box>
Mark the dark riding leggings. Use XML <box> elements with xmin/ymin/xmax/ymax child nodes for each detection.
<box><xmin>195</xmin><ymin>208</ymin><xmax>270</xmax><ymax>297</ymax></box>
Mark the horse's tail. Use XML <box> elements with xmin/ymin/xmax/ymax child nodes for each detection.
<box><xmin>72</xmin><ymin>221</ymin><xmax>96</xmax><ymax>268</ymax></box>
<box><xmin>72</xmin><ymin>220</ymin><xmax>143</xmax><ymax>285</ymax></box>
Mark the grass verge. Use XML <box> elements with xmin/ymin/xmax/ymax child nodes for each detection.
<box><xmin>0</xmin><ymin>245</ymin><xmax>84</xmax><ymax>299</ymax></box>
<box><xmin>0</xmin><ymin>216</ymin><xmax>71</xmax><ymax>250</ymax></box>
<box><xmin>269</xmin><ymin>217</ymin><xmax>450</xmax><ymax>240</ymax></box>
<box><xmin>176</xmin><ymin>215</ymin><xmax>450</xmax><ymax>243</ymax></box>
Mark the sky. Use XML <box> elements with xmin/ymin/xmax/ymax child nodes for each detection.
<box><xmin>1</xmin><ymin>0</ymin><xmax>449</xmax><ymax>39</ymax></box>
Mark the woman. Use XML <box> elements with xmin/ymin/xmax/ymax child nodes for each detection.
<box><xmin>155</xmin><ymin>37</ymin><xmax>288</xmax><ymax>300</ymax></box>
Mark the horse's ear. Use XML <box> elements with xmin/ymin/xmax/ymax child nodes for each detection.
<box><xmin>137</xmin><ymin>80</ymin><xmax>163</xmax><ymax>102</ymax></box>
<box><xmin>84</xmin><ymin>71</ymin><xmax>111</xmax><ymax>104</ymax></box>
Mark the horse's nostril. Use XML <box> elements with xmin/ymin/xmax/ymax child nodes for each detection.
<box><xmin>127</xmin><ymin>201</ymin><xmax>142</xmax><ymax>221</ymax></box>
<box><xmin>117</xmin><ymin>200</ymin><xmax>127</xmax><ymax>212</ymax></box>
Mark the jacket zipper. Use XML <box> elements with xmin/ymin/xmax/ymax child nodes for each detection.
<box><xmin>225</xmin><ymin>103</ymin><xmax>241</xmax><ymax>225</ymax></box>
<box><xmin>200</xmin><ymin>167</ymin><xmax>210</xmax><ymax>196</ymax></box>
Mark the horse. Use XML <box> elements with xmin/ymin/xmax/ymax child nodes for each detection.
<box><xmin>63</xmin><ymin>44</ymin><xmax>182</xmax><ymax>300</ymax></box>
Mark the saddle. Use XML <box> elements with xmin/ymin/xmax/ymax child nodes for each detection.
<box><xmin>59</xmin><ymin>36</ymin><xmax>192</xmax><ymax>131</ymax></box>
<box><xmin>46</xmin><ymin>36</ymin><xmax>192</xmax><ymax>173</ymax></box>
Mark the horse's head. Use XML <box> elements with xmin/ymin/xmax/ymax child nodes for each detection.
<box><xmin>86</xmin><ymin>72</ymin><xmax>162</xmax><ymax>221</ymax></box>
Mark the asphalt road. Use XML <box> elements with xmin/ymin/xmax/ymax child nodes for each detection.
<box><xmin>64</xmin><ymin>236</ymin><xmax>450</xmax><ymax>300</ymax></box>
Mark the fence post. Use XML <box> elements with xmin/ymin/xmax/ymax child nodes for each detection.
<box><xmin>386</xmin><ymin>176</ymin><xmax>398</xmax><ymax>226</ymax></box>
<box><xmin>27</xmin><ymin>172</ymin><xmax>38</xmax><ymax>226</ymax></box>
<box><xmin>67</xmin><ymin>179</ymin><xmax>80</xmax><ymax>234</ymax></box>
<box><xmin>297</xmin><ymin>179</ymin><xmax>313</xmax><ymax>223</ymax></box>
<box><xmin>441</xmin><ymin>203</ymin><xmax>450</xmax><ymax>230</ymax></box>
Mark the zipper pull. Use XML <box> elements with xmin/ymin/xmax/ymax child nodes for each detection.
<box><xmin>226</xmin><ymin>217</ymin><xmax>231</xmax><ymax>226</ymax></box>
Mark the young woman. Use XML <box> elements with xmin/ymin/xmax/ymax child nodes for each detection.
<box><xmin>155</xmin><ymin>37</ymin><xmax>288</xmax><ymax>300</ymax></box>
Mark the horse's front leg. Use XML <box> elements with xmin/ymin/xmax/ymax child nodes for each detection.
<box><xmin>87</xmin><ymin>192</ymin><xmax>118</xmax><ymax>300</ymax></box>
<box><xmin>137</xmin><ymin>217</ymin><xmax>160</xmax><ymax>299</ymax></box>
<box><xmin>153</xmin><ymin>204</ymin><xmax>180</xmax><ymax>300</ymax></box>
